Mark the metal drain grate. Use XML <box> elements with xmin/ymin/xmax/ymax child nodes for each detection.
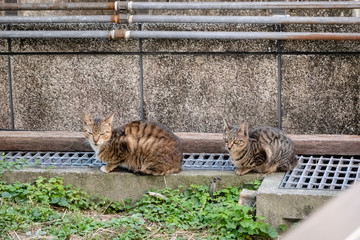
<box><xmin>1</xmin><ymin>151</ymin><xmax>234</xmax><ymax>171</ymax></box>
<box><xmin>2</xmin><ymin>151</ymin><xmax>360</xmax><ymax>189</ymax></box>
<box><xmin>2</xmin><ymin>151</ymin><xmax>102</xmax><ymax>167</ymax></box>
<box><xmin>280</xmin><ymin>155</ymin><xmax>360</xmax><ymax>190</ymax></box>
<box><xmin>183</xmin><ymin>153</ymin><xmax>234</xmax><ymax>171</ymax></box>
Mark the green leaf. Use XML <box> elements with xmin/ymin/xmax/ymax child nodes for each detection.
<box><xmin>2</xmin><ymin>191</ymin><xmax>11</xmax><ymax>198</ymax></box>
<box><xmin>278</xmin><ymin>224</ymin><xmax>287</xmax><ymax>231</ymax></box>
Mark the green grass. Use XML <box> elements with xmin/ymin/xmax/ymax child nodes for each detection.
<box><xmin>0</xmin><ymin>153</ymin><xmax>278</xmax><ymax>239</ymax></box>
<box><xmin>0</xmin><ymin>176</ymin><xmax>277</xmax><ymax>240</ymax></box>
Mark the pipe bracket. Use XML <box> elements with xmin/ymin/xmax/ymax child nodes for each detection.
<box><xmin>110</xmin><ymin>29</ymin><xmax>125</xmax><ymax>39</ymax></box>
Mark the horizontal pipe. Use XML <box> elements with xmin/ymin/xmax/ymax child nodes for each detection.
<box><xmin>1</xmin><ymin>1</ymin><xmax>360</xmax><ymax>11</ymax></box>
<box><xmin>0</xmin><ymin>30</ymin><xmax>359</xmax><ymax>41</ymax></box>
<box><xmin>0</xmin><ymin>30</ymin><xmax>125</xmax><ymax>39</ymax></box>
<box><xmin>0</xmin><ymin>15</ymin><xmax>114</xmax><ymax>23</ymax></box>
<box><xmin>126</xmin><ymin>31</ymin><xmax>360</xmax><ymax>40</ymax></box>
<box><xmin>0</xmin><ymin>2</ymin><xmax>123</xmax><ymax>11</ymax></box>
<box><xmin>129</xmin><ymin>15</ymin><xmax>360</xmax><ymax>25</ymax></box>
<box><xmin>0</xmin><ymin>30</ymin><xmax>360</xmax><ymax>41</ymax></box>
<box><xmin>1</xmin><ymin>15</ymin><xmax>360</xmax><ymax>25</ymax></box>
<box><xmin>126</xmin><ymin>1</ymin><xmax>360</xmax><ymax>10</ymax></box>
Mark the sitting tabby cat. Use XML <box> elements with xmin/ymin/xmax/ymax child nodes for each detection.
<box><xmin>83</xmin><ymin>113</ymin><xmax>183</xmax><ymax>175</ymax></box>
<box><xmin>223</xmin><ymin>120</ymin><xmax>298</xmax><ymax>175</ymax></box>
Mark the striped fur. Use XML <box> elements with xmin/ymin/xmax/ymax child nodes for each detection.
<box><xmin>223</xmin><ymin>120</ymin><xmax>298</xmax><ymax>175</ymax></box>
<box><xmin>83</xmin><ymin>113</ymin><xmax>182</xmax><ymax>175</ymax></box>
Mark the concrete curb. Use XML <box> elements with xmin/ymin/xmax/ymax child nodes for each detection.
<box><xmin>1</xmin><ymin>167</ymin><xmax>263</xmax><ymax>201</ymax></box>
<box><xmin>256</xmin><ymin>173</ymin><xmax>338</xmax><ymax>227</ymax></box>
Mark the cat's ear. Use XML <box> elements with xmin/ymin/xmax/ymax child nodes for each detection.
<box><xmin>238</xmin><ymin>122</ymin><xmax>248</xmax><ymax>137</ymax></box>
<box><xmin>82</xmin><ymin>112</ymin><xmax>93</xmax><ymax>124</ymax></box>
<box><xmin>103</xmin><ymin>113</ymin><xmax>114</xmax><ymax>126</ymax></box>
<box><xmin>223</xmin><ymin>119</ymin><xmax>231</xmax><ymax>132</ymax></box>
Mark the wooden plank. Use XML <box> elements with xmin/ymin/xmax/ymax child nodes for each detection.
<box><xmin>0</xmin><ymin>131</ymin><xmax>359</xmax><ymax>155</ymax></box>
<box><xmin>289</xmin><ymin>134</ymin><xmax>360</xmax><ymax>156</ymax></box>
<box><xmin>0</xmin><ymin>131</ymin><xmax>90</xmax><ymax>152</ymax></box>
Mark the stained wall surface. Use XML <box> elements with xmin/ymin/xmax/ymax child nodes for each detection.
<box><xmin>0</xmin><ymin>0</ymin><xmax>359</xmax><ymax>135</ymax></box>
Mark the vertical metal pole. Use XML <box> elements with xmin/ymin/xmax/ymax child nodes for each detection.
<box><xmin>276</xmin><ymin>24</ymin><xmax>283</xmax><ymax>130</ymax></box>
<box><xmin>138</xmin><ymin>24</ymin><xmax>145</xmax><ymax>120</ymax></box>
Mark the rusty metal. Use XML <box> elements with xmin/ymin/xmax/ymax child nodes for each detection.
<box><xmin>110</xmin><ymin>29</ymin><xmax>125</xmax><ymax>39</ymax></box>
<box><xmin>110</xmin><ymin>15</ymin><xmax>120</xmax><ymax>24</ymax></box>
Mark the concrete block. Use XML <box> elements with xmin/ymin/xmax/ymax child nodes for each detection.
<box><xmin>142</xmin><ymin>54</ymin><xmax>278</xmax><ymax>132</ymax></box>
<box><xmin>238</xmin><ymin>189</ymin><xmax>257</xmax><ymax>207</ymax></box>
<box><xmin>1</xmin><ymin>168</ymin><xmax>263</xmax><ymax>202</ymax></box>
<box><xmin>282</xmin><ymin>55</ymin><xmax>360</xmax><ymax>134</ymax></box>
<box><xmin>0</xmin><ymin>56</ymin><xmax>11</xmax><ymax>129</ymax></box>
<box><xmin>256</xmin><ymin>173</ymin><xmax>337</xmax><ymax>228</ymax></box>
<box><xmin>10</xmin><ymin>55</ymin><xmax>141</xmax><ymax>130</ymax></box>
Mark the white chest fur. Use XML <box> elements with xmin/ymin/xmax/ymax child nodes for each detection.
<box><xmin>89</xmin><ymin>142</ymin><xmax>101</xmax><ymax>158</ymax></box>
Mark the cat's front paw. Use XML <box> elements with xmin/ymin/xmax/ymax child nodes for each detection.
<box><xmin>100</xmin><ymin>166</ymin><xmax>110</xmax><ymax>173</ymax></box>
<box><xmin>235</xmin><ymin>168</ymin><xmax>252</xmax><ymax>176</ymax></box>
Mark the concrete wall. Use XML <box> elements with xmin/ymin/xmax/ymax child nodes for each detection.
<box><xmin>0</xmin><ymin>0</ymin><xmax>359</xmax><ymax>135</ymax></box>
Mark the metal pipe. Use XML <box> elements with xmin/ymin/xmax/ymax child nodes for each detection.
<box><xmin>0</xmin><ymin>30</ymin><xmax>125</xmax><ymax>39</ymax></box>
<box><xmin>129</xmin><ymin>15</ymin><xmax>360</xmax><ymax>25</ymax></box>
<box><xmin>0</xmin><ymin>30</ymin><xmax>359</xmax><ymax>41</ymax></box>
<box><xmin>1</xmin><ymin>1</ymin><xmax>360</xmax><ymax>11</ymax></box>
<box><xmin>126</xmin><ymin>1</ymin><xmax>360</xmax><ymax>10</ymax></box>
<box><xmin>0</xmin><ymin>2</ymin><xmax>122</xmax><ymax>11</ymax></box>
<box><xmin>125</xmin><ymin>31</ymin><xmax>360</xmax><ymax>41</ymax></box>
<box><xmin>2</xmin><ymin>15</ymin><xmax>360</xmax><ymax>25</ymax></box>
<box><xmin>0</xmin><ymin>15</ymin><xmax>114</xmax><ymax>23</ymax></box>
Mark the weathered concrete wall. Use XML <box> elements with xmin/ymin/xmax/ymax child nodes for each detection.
<box><xmin>0</xmin><ymin>0</ymin><xmax>359</xmax><ymax>134</ymax></box>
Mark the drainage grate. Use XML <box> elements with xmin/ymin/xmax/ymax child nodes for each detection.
<box><xmin>280</xmin><ymin>155</ymin><xmax>360</xmax><ymax>190</ymax></box>
<box><xmin>2</xmin><ymin>151</ymin><xmax>102</xmax><ymax>167</ymax></box>
<box><xmin>1</xmin><ymin>151</ymin><xmax>234</xmax><ymax>171</ymax></box>
<box><xmin>183</xmin><ymin>153</ymin><xmax>234</xmax><ymax>171</ymax></box>
<box><xmin>2</xmin><ymin>151</ymin><xmax>360</xmax><ymax>189</ymax></box>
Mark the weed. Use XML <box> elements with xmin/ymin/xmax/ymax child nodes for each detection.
<box><xmin>0</xmin><ymin>173</ymin><xmax>278</xmax><ymax>239</ymax></box>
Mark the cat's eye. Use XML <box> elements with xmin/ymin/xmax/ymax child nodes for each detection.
<box><xmin>87</xmin><ymin>131</ymin><xmax>93</xmax><ymax>135</ymax></box>
<box><xmin>234</xmin><ymin>140</ymin><xmax>244</xmax><ymax>145</ymax></box>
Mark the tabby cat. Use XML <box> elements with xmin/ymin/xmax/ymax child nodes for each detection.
<box><xmin>83</xmin><ymin>113</ymin><xmax>183</xmax><ymax>175</ymax></box>
<box><xmin>223</xmin><ymin>120</ymin><xmax>298</xmax><ymax>175</ymax></box>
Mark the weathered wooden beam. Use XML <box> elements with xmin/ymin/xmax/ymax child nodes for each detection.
<box><xmin>0</xmin><ymin>131</ymin><xmax>359</xmax><ymax>156</ymax></box>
